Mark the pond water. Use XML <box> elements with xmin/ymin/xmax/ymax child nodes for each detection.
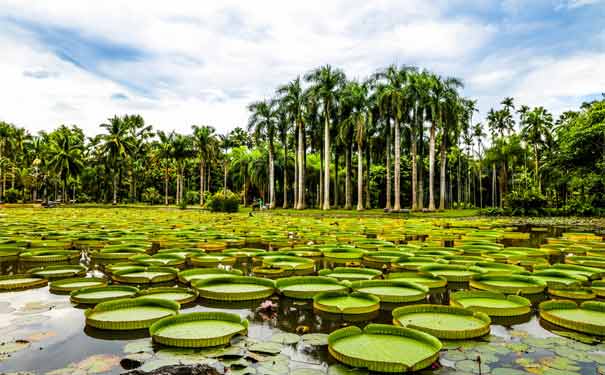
<box><xmin>1</xmin><ymin>211</ymin><xmax>605</xmax><ymax>375</ymax></box>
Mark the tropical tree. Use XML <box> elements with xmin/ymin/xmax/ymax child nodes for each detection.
<box><xmin>155</xmin><ymin>130</ymin><xmax>174</xmax><ymax>205</ymax></box>
<box><xmin>519</xmin><ymin>106</ymin><xmax>553</xmax><ymax>190</ymax></box>
<box><xmin>171</xmin><ymin>134</ymin><xmax>193</xmax><ymax>205</ymax></box>
<box><xmin>47</xmin><ymin>126</ymin><xmax>84</xmax><ymax>203</ymax></box>
<box><xmin>248</xmin><ymin>99</ymin><xmax>277</xmax><ymax>209</ymax></box>
<box><xmin>192</xmin><ymin>125</ymin><xmax>216</xmax><ymax>206</ymax></box>
<box><xmin>100</xmin><ymin>116</ymin><xmax>134</xmax><ymax>205</ymax></box>
<box><xmin>305</xmin><ymin>65</ymin><xmax>346</xmax><ymax>210</ymax></box>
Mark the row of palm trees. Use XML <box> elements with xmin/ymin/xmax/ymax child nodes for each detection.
<box><xmin>0</xmin><ymin>63</ymin><xmax>561</xmax><ymax>210</ymax></box>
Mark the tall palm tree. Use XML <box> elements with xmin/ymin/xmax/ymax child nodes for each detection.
<box><xmin>192</xmin><ymin>125</ymin><xmax>216</xmax><ymax>206</ymax></box>
<box><xmin>520</xmin><ymin>106</ymin><xmax>553</xmax><ymax>190</ymax></box>
<box><xmin>47</xmin><ymin>126</ymin><xmax>84</xmax><ymax>203</ymax></box>
<box><xmin>229</xmin><ymin>146</ymin><xmax>252</xmax><ymax>205</ymax></box>
<box><xmin>275</xmin><ymin>106</ymin><xmax>291</xmax><ymax>208</ymax></box>
<box><xmin>305</xmin><ymin>65</ymin><xmax>346</xmax><ymax>210</ymax></box>
<box><xmin>100</xmin><ymin>116</ymin><xmax>134</xmax><ymax>205</ymax></box>
<box><xmin>277</xmin><ymin>77</ymin><xmax>307</xmax><ymax>209</ymax></box>
<box><xmin>171</xmin><ymin>134</ymin><xmax>193</xmax><ymax>205</ymax></box>
<box><xmin>375</xmin><ymin>65</ymin><xmax>416</xmax><ymax>211</ymax></box>
<box><xmin>248</xmin><ymin>99</ymin><xmax>277</xmax><ymax>209</ymax></box>
<box><xmin>473</xmin><ymin>123</ymin><xmax>486</xmax><ymax>208</ymax></box>
<box><xmin>155</xmin><ymin>130</ymin><xmax>174</xmax><ymax>205</ymax></box>
<box><xmin>124</xmin><ymin>115</ymin><xmax>152</xmax><ymax>202</ymax></box>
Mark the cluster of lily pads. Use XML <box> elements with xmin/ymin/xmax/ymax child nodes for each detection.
<box><xmin>2</xmin><ymin>208</ymin><xmax>605</xmax><ymax>373</ymax></box>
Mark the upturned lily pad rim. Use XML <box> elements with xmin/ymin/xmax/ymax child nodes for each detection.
<box><xmin>150</xmin><ymin>311</ymin><xmax>248</xmax><ymax>348</ymax></box>
<box><xmin>0</xmin><ymin>274</ymin><xmax>48</xmax><ymax>291</ymax></box>
<box><xmin>27</xmin><ymin>264</ymin><xmax>87</xmax><ymax>279</ymax></box>
<box><xmin>276</xmin><ymin>276</ymin><xmax>348</xmax><ymax>299</ymax></box>
<box><xmin>193</xmin><ymin>276</ymin><xmax>275</xmax><ymax>301</ymax></box>
<box><xmin>85</xmin><ymin>297</ymin><xmax>179</xmax><ymax>330</ymax></box>
<box><xmin>49</xmin><ymin>277</ymin><xmax>107</xmax><ymax>293</ymax></box>
<box><xmin>137</xmin><ymin>287</ymin><xmax>199</xmax><ymax>304</ymax></box>
<box><xmin>470</xmin><ymin>275</ymin><xmax>547</xmax><ymax>295</ymax></box>
<box><xmin>392</xmin><ymin>304</ymin><xmax>491</xmax><ymax>339</ymax></box>
<box><xmin>539</xmin><ymin>300</ymin><xmax>605</xmax><ymax>335</ymax></box>
<box><xmin>548</xmin><ymin>286</ymin><xmax>597</xmax><ymax>300</ymax></box>
<box><xmin>349</xmin><ymin>280</ymin><xmax>428</xmax><ymax>303</ymax></box>
<box><xmin>318</xmin><ymin>267</ymin><xmax>382</xmax><ymax>281</ymax></box>
<box><xmin>449</xmin><ymin>290</ymin><xmax>532</xmax><ymax>317</ymax></box>
<box><xmin>386</xmin><ymin>272</ymin><xmax>448</xmax><ymax>289</ymax></box>
<box><xmin>313</xmin><ymin>291</ymin><xmax>380</xmax><ymax>314</ymax></box>
<box><xmin>177</xmin><ymin>268</ymin><xmax>243</xmax><ymax>284</ymax></box>
<box><xmin>328</xmin><ymin>323</ymin><xmax>442</xmax><ymax>372</ymax></box>
<box><xmin>419</xmin><ymin>264</ymin><xmax>486</xmax><ymax>282</ymax></box>
<box><xmin>70</xmin><ymin>285</ymin><xmax>140</xmax><ymax>304</ymax></box>
<box><xmin>111</xmin><ymin>266</ymin><xmax>178</xmax><ymax>284</ymax></box>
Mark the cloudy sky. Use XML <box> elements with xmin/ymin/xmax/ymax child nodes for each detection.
<box><xmin>1</xmin><ymin>0</ymin><xmax>604</xmax><ymax>136</ymax></box>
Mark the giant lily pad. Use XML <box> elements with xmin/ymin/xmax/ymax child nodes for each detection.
<box><xmin>0</xmin><ymin>274</ymin><xmax>48</xmax><ymax>291</ymax></box>
<box><xmin>313</xmin><ymin>291</ymin><xmax>380</xmax><ymax>315</ymax></box>
<box><xmin>27</xmin><ymin>264</ymin><xmax>87</xmax><ymax>279</ymax></box>
<box><xmin>111</xmin><ymin>266</ymin><xmax>178</xmax><ymax>284</ymax></box>
<box><xmin>450</xmin><ymin>291</ymin><xmax>532</xmax><ymax>317</ymax></box>
<box><xmin>262</xmin><ymin>256</ymin><xmax>315</xmax><ymax>275</ymax></box>
<box><xmin>19</xmin><ymin>249</ymin><xmax>80</xmax><ymax>263</ymax></box>
<box><xmin>193</xmin><ymin>276</ymin><xmax>275</xmax><ymax>301</ymax></box>
<box><xmin>530</xmin><ymin>270</ymin><xmax>587</xmax><ymax>288</ymax></box>
<box><xmin>419</xmin><ymin>264</ymin><xmax>486</xmax><ymax>282</ymax></box>
<box><xmin>392</xmin><ymin>304</ymin><xmax>491</xmax><ymax>339</ymax></box>
<box><xmin>539</xmin><ymin>300</ymin><xmax>605</xmax><ymax>335</ymax></box>
<box><xmin>349</xmin><ymin>280</ymin><xmax>428</xmax><ymax>303</ymax></box>
<box><xmin>150</xmin><ymin>311</ymin><xmax>248</xmax><ymax>347</ymax></box>
<box><xmin>275</xmin><ymin>276</ymin><xmax>348</xmax><ymax>299</ymax></box>
<box><xmin>318</xmin><ymin>267</ymin><xmax>382</xmax><ymax>281</ymax></box>
<box><xmin>189</xmin><ymin>254</ymin><xmax>236</xmax><ymax>267</ymax></box>
<box><xmin>328</xmin><ymin>324</ymin><xmax>441</xmax><ymax>372</ymax></box>
<box><xmin>137</xmin><ymin>287</ymin><xmax>199</xmax><ymax>304</ymax></box>
<box><xmin>85</xmin><ymin>297</ymin><xmax>179</xmax><ymax>330</ymax></box>
<box><xmin>70</xmin><ymin>285</ymin><xmax>139</xmax><ymax>304</ymax></box>
<box><xmin>50</xmin><ymin>277</ymin><xmax>107</xmax><ymax>293</ymax></box>
<box><xmin>129</xmin><ymin>253</ymin><xmax>187</xmax><ymax>268</ymax></box>
<box><xmin>386</xmin><ymin>272</ymin><xmax>447</xmax><ymax>289</ymax></box>
<box><xmin>177</xmin><ymin>268</ymin><xmax>243</xmax><ymax>284</ymax></box>
<box><xmin>470</xmin><ymin>275</ymin><xmax>546</xmax><ymax>295</ymax></box>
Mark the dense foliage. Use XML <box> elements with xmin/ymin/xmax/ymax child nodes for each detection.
<box><xmin>0</xmin><ymin>64</ymin><xmax>603</xmax><ymax>215</ymax></box>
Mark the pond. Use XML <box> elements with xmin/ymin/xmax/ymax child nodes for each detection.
<box><xmin>1</xmin><ymin>208</ymin><xmax>605</xmax><ymax>374</ymax></box>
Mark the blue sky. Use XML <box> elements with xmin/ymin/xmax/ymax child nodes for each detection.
<box><xmin>0</xmin><ymin>0</ymin><xmax>603</xmax><ymax>135</ymax></box>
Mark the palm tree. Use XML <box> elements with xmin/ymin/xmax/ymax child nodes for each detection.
<box><xmin>248</xmin><ymin>99</ymin><xmax>277</xmax><ymax>209</ymax></box>
<box><xmin>47</xmin><ymin>126</ymin><xmax>84</xmax><ymax>203</ymax></box>
<box><xmin>171</xmin><ymin>134</ymin><xmax>193</xmax><ymax>205</ymax></box>
<box><xmin>275</xmin><ymin>106</ymin><xmax>291</xmax><ymax>208</ymax></box>
<box><xmin>155</xmin><ymin>130</ymin><xmax>174</xmax><ymax>205</ymax></box>
<box><xmin>473</xmin><ymin>123</ymin><xmax>486</xmax><ymax>208</ymax></box>
<box><xmin>375</xmin><ymin>65</ymin><xmax>416</xmax><ymax>211</ymax></box>
<box><xmin>100</xmin><ymin>116</ymin><xmax>134</xmax><ymax>205</ymax></box>
<box><xmin>192</xmin><ymin>125</ymin><xmax>216</xmax><ymax>206</ymax></box>
<box><xmin>277</xmin><ymin>77</ymin><xmax>307</xmax><ymax>209</ymax></box>
<box><xmin>305</xmin><ymin>65</ymin><xmax>346</xmax><ymax>210</ymax></box>
<box><xmin>520</xmin><ymin>106</ymin><xmax>553</xmax><ymax>191</ymax></box>
<box><xmin>229</xmin><ymin>146</ymin><xmax>252</xmax><ymax>205</ymax></box>
<box><xmin>124</xmin><ymin>115</ymin><xmax>152</xmax><ymax>202</ymax></box>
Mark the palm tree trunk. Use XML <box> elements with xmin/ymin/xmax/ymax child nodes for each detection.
<box><xmin>294</xmin><ymin>128</ymin><xmax>298</xmax><ymax>209</ymax></box>
<box><xmin>345</xmin><ymin>144</ymin><xmax>352</xmax><ymax>210</ymax></box>
<box><xmin>334</xmin><ymin>151</ymin><xmax>339</xmax><ymax>208</ymax></box>
<box><xmin>439</xmin><ymin>134</ymin><xmax>446</xmax><ymax>211</ymax></box>
<box><xmin>283</xmin><ymin>142</ymin><xmax>288</xmax><ymax>209</ymax></box>
<box><xmin>534</xmin><ymin>143</ymin><xmax>539</xmax><ymax>191</ymax></box>
<box><xmin>164</xmin><ymin>167</ymin><xmax>168</xmax><ymax>205</ymax></box>
<box><xmin>319</xmin><ymin>139</ymin><xmax>324</xmax><ymax>209</ymax></box>
<box><xmin>393</xmin><ymin>119</ymin><xmax>401</xmax><ymax>211</ymax></box>
<box><xmin>491</xmin><ymin>163</ymin><xmax>496</xmax><ymax>207</ymax></box>
<box><xmin>428</xmin><ymin>123</ymin><xmax>436</xmax><ymax>211</ymax></box>
<box><xmin>296</xmin><ymin>121</ymin><xmax>305</xmax><ymax>209</ymax></box>
<box><xmin>418</xmin><ymin>140</ymin><xmax>425</xmax><ymax>209</ymax></box>
<box><xmin>457</xmin><ymin>151</ymin><xmax>461</xmax><ymax>207</ymax></box>
<box><xmin>365</xmin><ymin>145</ymin><xmax>371</xmax><ymax>208</ymax></box>
<box><xmin>385</xmin><ymin>123</ymin><xmax>391</xmax><ymax>210</ymax></box>
<box><xmin>268</xmin><ymin>146</ymin><xmax>275</xmax><ymax>209</ymax></box>
<box><xmin>112</xmin><ymin>173</ymin><xmax>118</xmax><ymax>205</ymax></box>
<box><xmin>323</xmin><ymin>112</ymin><xmax>330</xmax><ymax>210</ymax></box>
<box><xmin>478</xmin><ymin>144</ymin><xmax>483</xmax><ymax>208</ymax></box>
<box><xmin>223</xmin><ymin>163</ymin><xmax>227</xmax><ymax>194</ymax></box>
<box><xmin>199</xmin><ymin>161</ymin><xmax>205</xmax><ymax>206</ymax></box>
<box><xmin>357</xmin><ymin>144</ymin><xmax>363</xmax><ymax>211</ymax></box>
<box><xmin>302</xmin><ymin>128</ymin><xmax>307</xmax><ymax>209</ymax></box>
<box><xmin>411</xmin><ymin>129</ymin><xmax>417</xmax><ymax>211</ymax></box>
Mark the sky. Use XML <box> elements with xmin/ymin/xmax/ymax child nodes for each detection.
<box><xmin>0</xmin><ymin>0</ymin><xmax>604</xmax><ymax>136</ymax></box>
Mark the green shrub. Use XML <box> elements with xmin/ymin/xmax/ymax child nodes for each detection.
<box><xmin>206</xmin><ymin>190</ymin><xmax>239</xmax><ymax>212</ymax></box>
<box><xmin>4</xmin><ymin>188</ymin><xmax>21</xmax><ymax>203</ymax></box>
<box><xmin>142</xmin><ymin>187</ymin><xmax>161</xmax><ymax>205</ymax></box>
<box><xmin>504</xmin><ymin>189</ymin><xmax>547</xmax><ymax>216</ymax></box>
<box><xmin>185</xmin><ymin>190</ymin><xmax>199</xmax><ymax>205</ymax></box>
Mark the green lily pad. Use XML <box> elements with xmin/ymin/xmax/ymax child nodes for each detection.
<box><xmin>46</xmin><ymin>354</ymin><xmax>121</xmax><ymax>374</ymax></box>
<box><xmin>271</xmin><ymin>332</ymin><xmax>301</xmax><ymax>345</ymax></box>
<box><xmin>455</xmin><ymin>359</ymin><xmax>490</xmax><ymax>374</ymax></box>
<box><xmin>491</xmin><ymin>368</ymin><xmax>528</xmax><ymax>375</ymax></box>
<box><xmin>552</xmin><ymin>330</ymin><xmax>601</xmax><ymax>345</ymax></box>
<box><xmin>249</xmin><ymin>342</ymin><xmax>283</xmax><ymax>355</ymax></box>
<box><xmin>302</xmin><ymin>333</ymin><xmax>329</xmax><ymax>346</ymax></box>
<box><xmin>291</xmin><ymin>369</ymin><xmax>325</xmax><ymax>375</ymax></box>
<box><xmin>123</xmin><ymin>340</ymin><xmax>154</xmax><ymax>354</ymax></box>
<box><xmin>328</xmin><ymin>364</ymin><xmax>369</xmax><ymax>375</ymax></box>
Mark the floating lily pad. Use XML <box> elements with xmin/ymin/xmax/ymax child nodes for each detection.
<box><xmin>70</xmin><ymin>285</ymin><xmax>139</xmax><ymax>305</ymax></box>
<box><xmin>0</xmin><ymin>275</ymin><xmax>48</xmax><ymax>291</ymax></box>
<box><xmin>313</xmin><ymin>291</ymin><xmax>380</xmax><ymax>315</ymax></box>
<box><xmin>137</xmin><ymin>287</ymin><xmax>198</xmax><ymax>304</ymax></box>
<box><xmin>276</xmin><ymin>276</ymin><xmax>348</xmax><ymax>299</ymax></box>
<box><xmin>85</xmin><ymin>297</ymin><xmax>179</xmax><ymax>330</ymax></box>
<box><xmin>46</xmin><ymin>354</ymin><xmax>121</xmax><ymax>374</ymax></box>
<box><xmin>49</xmin><ymin>277</ymin><xmax>107</xmax><ymax>293</ymax></box>
<box><xmin>349</xmin><ymin>280</ymin><xmax>429</xmax><ymax>303</ymax></box>
<box><xmin>450</xmin><ymin>291</ymin><xmax>532</xmax><ymax>317</ymax></box>
<box><xmin>392</xmin><ymin>304</ymin><xmax>491</xmax><ymax>340</ymax></box>
<box><xmin>328</xmin><ymin>324</ymin><xmax>441</xmax><ymax>372</ymax></box>
<box><xmin>540</xmin><ymin>300</ymin><xmax>605</xmax><ymax>335</ymax></box>
<box><xmin>193</xmin><ymin>276</ymin><xmax>275</xmax><ymax>301</ymax></box>
<box><xmin>270</xmin><ymin>332</ymin><xmax>301</xmax><ymax>345</ymax></box>
<box><xmin>302</xmin><ymin>333</ymin><xmax>329</xmax><ymax>346</ymax></box>
<box><xmin>249</xmin><ymin>342</ymin><xmax>283</xmax><ymax>355</ymax></box>
<box><xmin>150</xmin><ymin>312</ymin><xmax>248</xmax><ymax>348</ymax></box>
